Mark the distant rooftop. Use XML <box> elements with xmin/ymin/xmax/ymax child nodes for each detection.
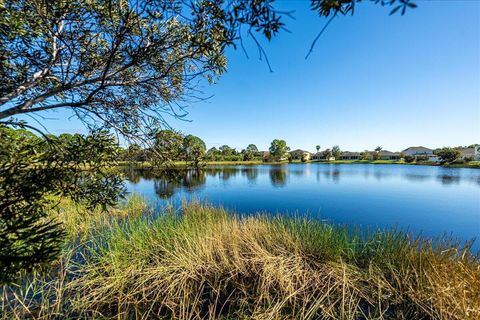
<box><xmin>402</xmin><ymin>146</ymin><xmax>433</xmax><ymax>152</ymax></box>
<box><xmin>290</xmin><ymin>149</ymin><xmax>312</xmax><ymax>154</ymax></box>
<box><xmin>379</xmin><ymin>150</ymin><xmax>401</xmax><ymax>155</ymax></box>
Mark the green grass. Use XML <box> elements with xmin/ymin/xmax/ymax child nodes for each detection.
<box><xmin>444</xmin><ymin>161</ymin><xmax>480</xmax><ymax>169</ymax></box>
<box><xmin>2</xmin><ymin>198</ymin><xmax>479</xmax><ymax>319</ymax></box>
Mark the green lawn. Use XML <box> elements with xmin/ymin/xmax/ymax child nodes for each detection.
<box><xmin>444</xmin><ymin>161</ymin><xmax>480</xmax><ymax>169</ymax></box>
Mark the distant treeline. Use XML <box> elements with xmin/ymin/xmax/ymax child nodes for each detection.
<box><xmin>120</xmin><ymin>130</ymin><xmax>265</xmax><ymax>164</ymax></box>
<box><xmin>3</xmin><ymin>126</ymin><xmax>477</xmax><ymax>165</ymax></box>
<box><xmin>121</xmin><ymin>130</ymin><xmax>291</xmax><ymax>163</ymax></box>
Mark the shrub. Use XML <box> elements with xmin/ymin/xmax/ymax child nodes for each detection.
<box><xmin>404</xmin><ymin>155</ymin><xmax>415</xmax><ymax>163</ymax></box>
<box><xmin>416</xmin><ymin>155</ymin><xmax>429</xmax><ymax>162</ymax></box>
<box><xmin>223</xmin><ymin>155</ymin><xmax>242</xmax><ymax>162</ymax></box>
<box><xmin>436</xmin><ymin>147</ymin><xmax>461</xmax><ymax>163</ymax></box>
<box><xmin>360</xmin><ymin>151</ymin><xmax>370</xmax><ymax>160</ymax></box>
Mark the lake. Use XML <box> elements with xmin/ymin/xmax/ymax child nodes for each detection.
<box><xmin>124</xmin><ymin>163</ymin><xmax>480</xmax><ymax>244</ymax></box>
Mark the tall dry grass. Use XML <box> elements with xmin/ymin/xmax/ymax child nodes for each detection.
<box><xmin>1</xmin><ymin>199</ymin><xmax>479</xmax><ymax>319</ymax></box>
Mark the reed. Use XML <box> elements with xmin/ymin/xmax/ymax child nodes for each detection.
<box><xmin>1</xmin><ymin>199</ymin><xmax>479</xmax><ymax>319</ymax></box>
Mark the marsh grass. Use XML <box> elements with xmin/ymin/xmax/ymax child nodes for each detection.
<box><xmin>1</xmin><ymin>199</ymin><xmax>479</xmax><ymax>319</ymax></box>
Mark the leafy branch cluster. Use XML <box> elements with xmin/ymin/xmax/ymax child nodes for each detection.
<box><xmin>0</xmin><ymin>0</ymin><xmax>415</xmax><ymax>137</ymax></box>
<box><xmin>0</xmin><ymin>124</ymin><xmax>124</xmax><ymax>283</ymax></box>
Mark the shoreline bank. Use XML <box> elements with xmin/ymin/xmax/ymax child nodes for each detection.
<box><xmin>117</xmin><ymin>159</ymin><xmax>480</xmax><ymax>169</ymax></box>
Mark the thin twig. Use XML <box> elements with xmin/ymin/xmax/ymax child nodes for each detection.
<box><xmin>305</xmin><ymin>15</ymin><xmax>336</xmax><ymax>60</ymax></box>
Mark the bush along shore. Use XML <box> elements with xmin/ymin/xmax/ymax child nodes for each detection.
<box><xmin>1</xmin><ymin>197</ymin><xmax>479</xmax><ymax>319</ymax></box>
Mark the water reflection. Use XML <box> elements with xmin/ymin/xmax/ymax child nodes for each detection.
<box><xmin>438</xmin><ymin>175</ymin><xmax>461</xmax><ymax>185</ymax></box>
<box><xmin>125</xmin><ymin>168</ymin><xmax>206</xmax><ymax>199</ymax></box>
<box><xmin>374</xmin><ymin>169</ymin><xmax>393</xmax><ymax>181</ymax></box>
<box><xmin>205</xmin><ymin>167</ymin><xmax>238</xmax><ymax>183</ymax></box>
<box><xmin>122</xmin><ymin>164</ymin><xmax>480</xmax><ymax>243</ymax></box>
<box><xmin>241</xmin><ymin>167</ymin><xmax>258</xmax><ymax>184</ymax></box>
<box><xmin>269</xmin><ymin>167</ymin><xmax>287</xmax><ymax>187</ymax></box>
<box><xmin>123</xmin><ymin>164</ymin><xmax>480</xmax><ymax>199</ymax></box>
<box><xmin>403</xmin><ymin>173</ymin><xmax>432</xmax><ymax>182</ymax></box>
<box><xmin>332</xmin><ymin>169</ymin><xmax>340</xmax><ymax>182</ymax></box>
<box><xmin>123</xmin><ymin>166</ymin><xmax>143</xmax><ymax>184</ymax></box>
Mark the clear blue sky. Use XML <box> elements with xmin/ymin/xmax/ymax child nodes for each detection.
<box><xmin>24</xmin><ymin>0</ymin><xmax>480</xmax><ymax>152</ymax></box>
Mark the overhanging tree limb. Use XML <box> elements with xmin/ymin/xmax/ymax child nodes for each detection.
<box><xmin>0</xmin><ymin>0</ymin><xmax>415</xmax><ymax>136</ymax></box>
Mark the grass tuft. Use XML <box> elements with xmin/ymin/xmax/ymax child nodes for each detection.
<box><xmin>1</xmin><ymin>200</ymin><xmax>479</xmax><ymax>319</ymax></box>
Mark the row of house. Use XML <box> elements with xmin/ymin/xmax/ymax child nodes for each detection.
<box><xmin>309</xmin><ymin>150</ymin><xmax>404</xmax><ymax>161</ymax></box>
<box><xmin>289</xmin><ymin>145</ymin><xmax>480</xmax><ymax>162</ymax></box>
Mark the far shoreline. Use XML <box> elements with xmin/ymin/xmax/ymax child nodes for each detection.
<box><xmin>118</xmin><ymin>160</ymin><xmax>480</xmax><ymax>169</ymax></box>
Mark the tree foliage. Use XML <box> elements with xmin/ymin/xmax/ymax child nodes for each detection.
<box><xmin>219</xmin><ymin>145</ymin><xmax>235</xmax><ymax>156</ymax></box>
<box><xmin>152</xmin><ymin>129</ymin><xmax>184</xmax><ymax>164</ymax></box>
<box><xmin>0</xmin><ymin>0</ymin><xmax>416</xmax><ymax>136</ymax></box>
<box><xmin>301</xmin><ymin>152</ymin><xmax>309</xmax><ymax>162</ymax></box>
<box><xmin>183</xmin><ymin>134</ymin><xmax>206</xmax><ymax>167</ymax></box>
<box><xmin>360</xmin><ymin>150</ymin><xmax>370</xmax><ymax>160</ymax></box>
<box><xmin>246</xmin><ymin>144</ymin><xmax>258</xmax><ymax>153</ymax></box>
<box><xmin>125</xmin><ymin>143</ymin><xmax>144</xmax><ymax>162</ymax></box>
<box><xmin>332</xmin><ymin>145</ymin><xmax>342</xmax><ymax>159</ymax></box>
<box><xmin>323</xmin><ymin>148</ymin><xmax>332</xmax><ymax>159</ymax></box>
<box><xmin>311</xmin><ymin>0</ymin><xmax>416</xmax><ymax>17</ymax></box>
<box><xmin>243</xmin><ymin>144</ymin><xmax>259</xmax><ymax>161</ymax></box>
<box><xmin>269</xmin><ymin>139</ymin><xmax>289</xmax><ymax>161</ymax></box>
<box><xmin>436</xmin><ymin>147</ymin><xmax>461</xmax><ymax>163</ymax></box>
<box><xmin>403</xmin><ymin>154</ymin><xmax>415</xmax><ymax>163</ymax></box>
<box><xmin>0</xmin><ymin>0</ymin><xmax>283</xmax><ymax>133</ymax></box>
<box><xmin>206</xmin><ymin>147</ymin><xmax>220</xmax><ymax>161</ymax></box>
<box><xmin>0</xmin><ymin>125</ymin><xmax>124</xmax><ymax>283</ymax></box>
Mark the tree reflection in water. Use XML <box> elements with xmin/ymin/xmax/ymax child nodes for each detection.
<box><xmin>154</xmin><ymin>170</ymin><xmax>207</xmax><ymax>199</ymax></box>
<box><xmin>121</xmin><ymin>165</ymin><xmax>478</xmax><ymax>199</ymax></box>
<box><xmin>121</xmin><ymin>168</ymin><xmax>207</xmax><ymax>199</ymax></box>
<box><xmin>122</xmin><ymin>166</ymin><xmax>275</xmax><ymax>198</ymax></box>
<box><xmin>241</xmin><ymin>167</ymin><xmax>258</xmax><ymax>184</ymax></box>
<box><xmin>438</xmin><ymin>175</ymin><xmax>461</xmax><ymax>185</ymax></box>
<box><xmin>269</xmin><ymin>166</ymin><xmax>287</xmax><ymax>187</ymax></box>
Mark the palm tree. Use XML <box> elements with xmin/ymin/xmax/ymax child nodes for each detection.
<box><xmin>374</xmin><ymin>146</ymin><xmax>383</xmax><ymax>160</ymax></box>
<box><xmin>316</xmin><ymin>145</ymin><xmax>321</xmax><ymax>152</ymax></box>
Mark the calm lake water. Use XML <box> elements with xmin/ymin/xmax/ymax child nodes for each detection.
<box><xmin>124</xmin><ymin>164</ymin><xmax>480</xmax><ymax>243</ymax></box>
